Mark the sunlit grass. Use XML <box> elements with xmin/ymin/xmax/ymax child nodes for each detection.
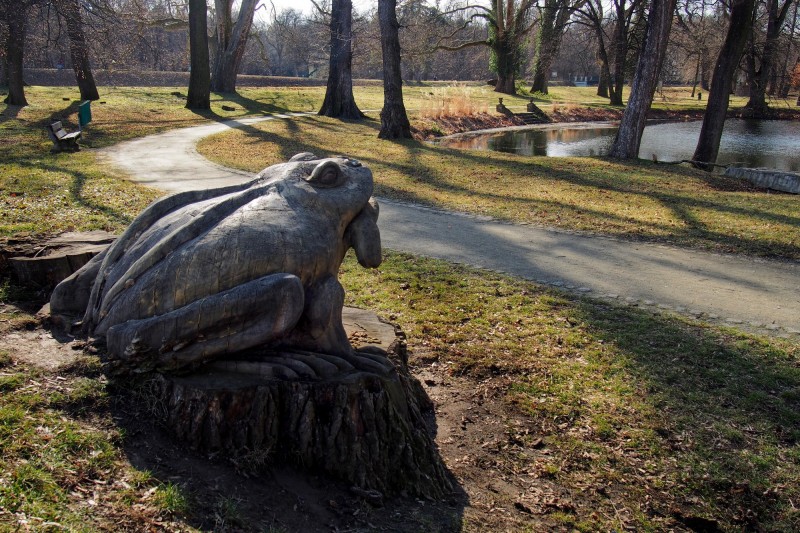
<box><xmin>199</xmin><ymin>115</ymin><xmax>800</xmax><ymax>259</ymax></box>
<box><xmin>340</xmin><ymin>250</ymin><xmax>800</xmax><ymax>531</ymax></box>
<box><xmin>0</xmin><ymin>358</ymin><xmax>183</xmax><ymax>531</ymax></box>
<box><xmin>1</xmin><ymin>83</ymin><xmax>799</xmax><ymax>530</ymax></box>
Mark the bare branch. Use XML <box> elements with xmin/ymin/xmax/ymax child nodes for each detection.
<box><xmin>436</xmin><ymin>39</ymin><xmax>490</xmax><ymax>51</ymax></box>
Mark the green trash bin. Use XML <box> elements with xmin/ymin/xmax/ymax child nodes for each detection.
<box><xmin>78</xmin><ymin>100</ymin><xmax>92</xmax><ymax>131</ymax></box>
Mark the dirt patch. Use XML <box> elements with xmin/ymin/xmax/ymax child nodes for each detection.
<box><xmin>1</xmin><ymin>318</ymin><xmax>553</xmax><ymax>531</ymax></box>
<box><xmin>0</xmin><ymin>315</ymin><xmax>84</xmax><ymax>370</ymax></box>
<box><xmin>413</xmin><ymin>113</ymin><xmax>524</xmax><ymax>140</ymax></box>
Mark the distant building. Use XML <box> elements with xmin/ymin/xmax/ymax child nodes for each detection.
<box><xmin>572</xmin><ymin>75</ymin><xmax>599</xmax><ymax>87</ymax></box>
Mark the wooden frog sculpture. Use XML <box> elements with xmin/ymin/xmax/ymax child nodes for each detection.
<box><xmin>51</xmin><ymin>153</ymin><xmax>382</xmax><ymax>373</ymax></box>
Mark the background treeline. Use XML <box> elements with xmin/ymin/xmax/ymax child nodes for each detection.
<box><xmin>8</xmin><ymin>0</ymin><xmax>799</xmax><ymax>97</ymax></box>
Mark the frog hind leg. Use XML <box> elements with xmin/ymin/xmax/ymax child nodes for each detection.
<box><xmin>105</xmin><ymin>273</ymin><xmax>304</xmax><ymax>373</ymax></box>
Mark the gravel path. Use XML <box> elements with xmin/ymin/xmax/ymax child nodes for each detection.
<box><xmin>99</xmin><ymin>116</ymin><xmax>800</xmax><ymax>337</ymax></box>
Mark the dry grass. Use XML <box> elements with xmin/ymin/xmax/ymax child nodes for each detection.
<box><xmin>419</xmin><ymin>87</ymin><xmax>489</xmax><ymax>119</ymax></box>
<box><xmin>1</xmin><ymin>84</ymin><xmax>800</xmax><ymax>532</ymax></box>
<box><xmin>339</xmin><ymin>251</ymin><xmax>800</xmax><ymax>531</ymax></box>
<box><xmin>550</xmin><ymin>101</ymin><xmax>579</xmax><ymax>114</ymax></box>
<box><xmin>198</xmin><ymin>115</ymin><xmax>800</xmax><ymax>260</ymax></box>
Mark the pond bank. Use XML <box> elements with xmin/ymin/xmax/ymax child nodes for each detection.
<box><xmin>414</xmin><ymin>105</ymin><xmax>800</xmax><ymax>140</ymax></box>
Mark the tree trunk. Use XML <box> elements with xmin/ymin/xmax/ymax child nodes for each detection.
<box><xmin>597</xmin><ymin>69</ymin><xmax>609</xmax><ymax>97</ymax></box>
<box><xmin>745</xmin><ymin>0</ymin><xmax>793</xmax><ymax>115</ymax></box>
<box><xmin>531</xmin><ymin>0</ymin><xmax>573</xmax><ymax>95</ymax></box>
<box><xmin>492</xmin><ymin>34</ymin><xmax>518</xmax><ymax>95</ymax></box>
<box><xmin>210</xmin><ymin>0</ymin><xmax>257</xmax><ymax>93</ymax></box>
<box><xmin>778</xmin><ymin>3</ymin><xmax>798</xmax><ymax>98</ymax></box>
<box><xmin>608</xmin><ymin>0</ymin><xmax>677</xmax><ymax>159</ymax></box>
<box><xmin>609</xmin><ymin>4</ymin><xmax>628</xmax><ymax>106</ymax></box>
<box><xmin>378</xmin><ymin>0</ymin><xmax>411</xmax><ymax>139</ymax></box>
<box><xmin>319</xmin><ymin>0</ymin><xmax>365</xmax><ymax>118</ymax></box>
<box><xmin>4</xmin><ymin>4</ymin><xmax>27</xmax><ymax>106</ymax></box>
<box><xmin>530</xmin><ymin>0</ymin><xmax>559</xmax><ymax>94</ymax></box>
<box><xmin>186</xmin><ymin>0</ymin><xmax>211</xmax><ymax>110</ymax></box>
<box><xmin>58</xmin><ymin>0</ymin><xmax>99</xmax><ymax>101</ymax></box>
<box><xmin>138</xmin><ymin>309</ymin><xmax>452</xmax><ymax>498</ymax></box>
<box><xmin>693</xmin><ymin>0</ymin><xmax>757</xmax><ymax>169</ymax></box>
<box><xmin>690</xmin><ymin>54</ymin><xmax>700</xmax><ymax>97</ymax></box>
<box><xmin>0</xmin><ymin>53</ymin><xmax>7</xmax><ymax>87</ymax></box>
<box><xmin>596</xmin><ymin>35</ymin><xmax>612</xmax><ymax>98</ymax></box>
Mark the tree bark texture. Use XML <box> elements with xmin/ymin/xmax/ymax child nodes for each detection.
<box><xmin>530</xmin><ymin>0</ymin><xmax>573</xmax><ymax>94</ymax></box>
<box><xmin>4</xmin><ymin>4</ymin><xmax>28</xmax><ymax>106</ymax></box>
<box><xmin>142</xmin><ymin>318</ymin><xmax>452</xmax><ymax>498</ymax></box>
<box><xmin>210</xmin><ymin>0</ymin><xmax>257</xmax><ymax>93</ymax></box>
<box><xmin>492</xmin><ymin>33</ymin><xmax>519</xmax><ymax>94</ymax></box>
<box><xmin>186</xmin><ymin>0</ymin><xmax>211</xmax><ymax>110</ymax></box>
<box><xmin>8</xmin><ymin>231</ymin><xmax>115</xmax><ymax>289</ymax></box>
<box><xmin>489</xmin><ymin>0</ymin><xmax>536</xmax><ymax>96</ymax></box>
<box><xmin>597</xmin><ymin>69</ymin><xmax>609</xmax><ymax>97</ymax></box>
<box><xmin>319</xmin><ymin>0</ymin><xmax>365</xmax><ymax>118</ymax></box>
<box><xmin>0</xmin><ymin>51</ymin><xmax>7</xmax><ymax>87</ymax></box>
<box><xmin>693</xmin><ymin>0</ymin><xmax>757</xmax><ymax>169</ymax></box>
<box><xmin>58</xmin><ymin>0</ymin><xmax>99</xmax><ymax>101</ymax></box>
<box><xmin>608</xmin><ymin>0</ymin><xmax>677</xmax><ymax>159</ymax></box>
<box><xmin>610</xmin><ymin>3</ymin><xmax>628</xmax><ymax>106</ymax></box>
<box><xmin>378</xmin><ymin>0</ymin><xmax>411</xmax><ymax>139</ymax></box>
<box><xmin>744</xmin><ymin>0</ymin><xmax>794</xmax><ymax>114</ymax></box>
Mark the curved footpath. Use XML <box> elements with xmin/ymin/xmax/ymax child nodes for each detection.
<box><xmin>99</xmin><ymin>116</ymin><xmax>800</xmax><ymax>337</ymax></box>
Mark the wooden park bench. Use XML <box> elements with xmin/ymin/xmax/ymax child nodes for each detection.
<box><xmin>47</xmin><ymin>121</ymin><xmax>81</xmax><ymax>152</ymax></box>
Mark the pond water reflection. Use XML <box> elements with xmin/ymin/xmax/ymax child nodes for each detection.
<box><xmin>436</xmin><ymin>119</ymin><xmax>800</xmax><ymax>171</ymax></box>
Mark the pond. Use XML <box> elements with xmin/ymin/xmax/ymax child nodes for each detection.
<box><xmin>435</xmin><ymin>119</ymin><xmax>800</xmax><ymax>171</ymax></box>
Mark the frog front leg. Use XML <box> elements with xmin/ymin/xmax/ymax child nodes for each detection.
<box><xmin>280</xmin><ymin>275</ymin><xmax>352</xmax><ymax>357</ymax></box>
<box><xmin>105</xmin><ymin>273</ymin><xmax>305</xmax><ymax>373</ymax></box>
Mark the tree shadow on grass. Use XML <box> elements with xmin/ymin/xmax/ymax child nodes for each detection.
<box><xmin>183</xmin><ymin>113</ymin><xmax>799</xmax><ymax>258</ymax></box>
<box><xmin>13</xmin><ymin>158</ymin><xmax>137</xmax><ymax>228</ymax></box>
<box><xmin>358</xmin><ymin>138</ymin><xmax>800</xmax><ymax>259</ymax></box>
<box><xmin>570</xmin><ymin>299</ymin><xmax>800</xmax><ymax>530</ymax></box>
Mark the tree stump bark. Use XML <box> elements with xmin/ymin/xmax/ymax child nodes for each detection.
<box><xmin>140</xmin><ymin>308</ymin><xmax>451</xmax><ymax>499</ymax></box>
<box><xmin>6</xmin><ymin>231</ymin><xmax>116</xmax><ymax>288</ymax></box>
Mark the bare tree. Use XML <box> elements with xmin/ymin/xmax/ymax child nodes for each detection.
<box><xmin>187</xmin><ymin>0</ymin><xmax>210</xmax><ymax>109</ymax></box>
<box><xmin>436</xmin><ymin>0</ymin><xmax>537</xmax><ymax>95</ymax></box>
<box><xmin>318</xmin><ymin>0</ymin><xmax>364</xmax><ymax>118</ymax></box>
<box><xmin>211</xmin><ymin>0</ymin><xmax>259</xmax><ymax>93</ymax></box>
<box><xmin>744</xmin><ymin>0</ymin><xmax>796</xmax><ymax>115</ymax></box>
<box><xmin>672</xmin><ymin>0</ymin><xmax>721</xmax><ymax>95</ymax></box>
<box><xmin>693</xmin><ymin>0</ymin><xmax>757</xmax><ymax>169</ymax></box>
<box><xmin>378</xmin><ymin>0</ymin><xmax>411</xmax><ymax>138</ymax></box>
<box><xmin>1</xmin><ymin>0</ymin><xmax>42</xmax><ymax>106</ymax></box>
<box><xmin>530</xmin><ymin>0</ymin><xmax>586</xmax><ymax>94</ymax></box>
<box><xmin>576</xmin><ymin>0</ymin><xmax>645</xmax><ymax>104</ymax></box>
<box><xmin>609</xmin><ymin>0</ymin><xmax>678</xmax><ymax>158</ymax></box>
<box><xmin>55</xmin><ymin>0</ymin><xmax>99</xmax><ymax>100</ymax></box>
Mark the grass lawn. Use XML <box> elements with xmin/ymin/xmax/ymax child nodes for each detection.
<box><xmin>1</xmin><ymin>84</ymin><xmax>799</xmax><ymax>531</ymax></box>
<box><xmin>198</xmin><ymin>115</ymin><xmax>800</xmax><ymax>260</ymax></box>
<box><xmin>340</xmin><ymin>251</ymin><xmax>800</xmax><ymax>531</ymax></box>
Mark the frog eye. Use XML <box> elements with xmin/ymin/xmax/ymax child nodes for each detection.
<box><xmin>307</xmin><ymin>161</ymin><xmax>345</xmax><ymax>188</ymax></box>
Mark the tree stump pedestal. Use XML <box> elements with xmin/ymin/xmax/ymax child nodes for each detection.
<box><xmin>144</xmin><ymin>307</ymin><xmax>451</xmax><ymax>498</ymax></box>
<box><xmin>6</xmin><ymin>231</ymin><xmax>115</xmax><ymax>288</ymax></box>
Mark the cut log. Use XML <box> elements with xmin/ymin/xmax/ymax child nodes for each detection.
<box><xmin>136</xmin><ymin>308</ymin><xmax>451</xmax><ymax>498</ymax></box>
<box><xmin>7</xmin><ymin>231</ymin><xmax>115</xmax><ymax>288</ymax></box>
